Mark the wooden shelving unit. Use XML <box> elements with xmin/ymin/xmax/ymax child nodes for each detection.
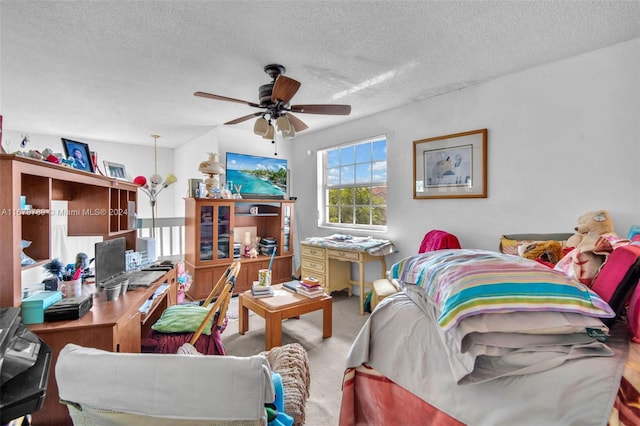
<box><xmin>0</xmin><ymin>154</ymin><xmax>138</xmax><ymax>308</ymax></box>
<box><xmin>184</xmin><ymin>198</ymin><xmax>295</xmax><ymax>299</ymax></box>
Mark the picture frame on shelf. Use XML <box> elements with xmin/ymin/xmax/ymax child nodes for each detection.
<box><xmin>188</xmin><ymin>178</ymin><xmax>203</xmax><ymax>198</ymax></box>
<box><xmin>104</xmin><ymin>161</ymin><xmax>128</xmax><ymax>180</ymax></box>
<box><xmin>413</xmin><ymin>128</ymin><xmax>487</xmax><ymax>199</ymax></box>
<box><xmin>61</xmin><ymin>138</ymin><xmax>95</xmax><ymax>173</ymax></box>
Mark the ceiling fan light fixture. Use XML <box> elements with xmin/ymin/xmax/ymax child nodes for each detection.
<box><xmin>253</xmin><ymin>117</ymin><xmax>269</xmax><ymax>136</ymax></box>
<box><xmin>263</xmin><ymin>124</ymin><xmax>275</xmax><ymax>140</ymax></box>
<box><xmin>276</xmin><ymin>115</ymin><xmax>291</xmax><ymax>133</ymax></box>
<box><xmin>195</xmin><ymin>63</ymin><xmax>351</xmax><ymax>138</ymax></box>
<box><xmin>282</xmin><ymin>125</ymin><xmax>296</xmax><ymax>139</ymax></box>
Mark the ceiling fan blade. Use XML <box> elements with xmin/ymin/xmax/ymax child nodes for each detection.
<box><xmin>271</xmin><ymin>76</ymin><xmax>301</xmax><ymax>103</ymax></box>
<box><xmin>225</xmin><ymin>112</ymin><xmax>263</xmax><ymax>125</ymax></box>
<box><xmin>290</xmin><ymin>104</ymin><xmax>351</xmax><ymax>115</ymax></box>
<box><xmin>194</xmin><ymin>91</ymin><xmax>260</xmax><ymax>108</ymax></box>
<box><xmin>286</xmin><ymin>113</ymin><xmax>308</xmax><ymax>132</ymax></box>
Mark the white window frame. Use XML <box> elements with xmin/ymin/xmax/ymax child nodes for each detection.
<box><xmin>317</xmin><ymin>135</ymin><xmax>387</xmax><ymax>232</ymax></box>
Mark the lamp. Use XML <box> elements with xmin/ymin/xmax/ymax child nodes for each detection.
<box><xmin>198</xmin><ymin>152</ymin><xmax>225</xmax><ymax>197</ymax></box>
<box><xmin>253</xmin><ymin>114</ymin><xmax>294</xmax><ymax>140</ymax></box>
<box><xmin>253</xmin><ymin>117</ymin><xmax>269</xmax><ymax>136</ymax></box>
<box><xmin>133</xmin><ymin>134</ymin><xmax>177</xmax><ymax>238</ymax></box>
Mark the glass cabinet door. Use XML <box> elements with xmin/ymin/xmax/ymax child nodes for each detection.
<box><xmin>217</xmin><ymin>204</ymin><xmax>231</xmax><ymax>260</ymax></box>
<box><xmin>199</xmin><ymin>205</ymin><xmax>214</xmax><ymax>261</ymax></box>
<box><xmin>283</xmin><ymin>203</ymin><xmax>292</xmax><ymax>253</ymax></box>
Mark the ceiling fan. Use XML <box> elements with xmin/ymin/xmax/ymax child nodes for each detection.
<box><xmin>194</xmin><ymin>64</ymin><xmax>351</xmax><ymax>140</ymax></box>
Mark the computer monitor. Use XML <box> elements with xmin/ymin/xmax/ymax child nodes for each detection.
<box><xmin>94</xmin><ymin>238</ymin><xmax>126</xmax><ymax>285</ymax></box>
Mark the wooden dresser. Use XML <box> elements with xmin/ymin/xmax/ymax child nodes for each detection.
<box><xmin>300</xmin><ymin>241</ymin><xmax>389</xmax><ymax>315</ymax></box>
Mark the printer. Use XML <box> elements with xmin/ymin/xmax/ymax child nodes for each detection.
<box><xmin>0</xmin><ymin>307</ymin><xmax>51</xmax><ymax>423</ymax></box>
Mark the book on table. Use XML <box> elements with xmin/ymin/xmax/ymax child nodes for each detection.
<box><xmin>300</xmin><ymin>277</ymin><xmax>320</xmax><ymax>287</ymax></box>
<box><xmin>297</xmin><ymin>286</ymin><xmax>325</xmax><ymax>298</ymax></box>
<box><xmin>251</xmin><ymin>286</ymin><xmax>274</xmax><ymax>298</ymax></box>
<box><xmin>283</xmin><ymin>281</ymin><xmax>299</xmax><ymax>293</ymax></box>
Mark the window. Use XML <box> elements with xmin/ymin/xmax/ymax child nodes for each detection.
<box><xmin>318</xmin><ymin>135</ymin><xmax>387</xmax><ymax>231</ymax></box>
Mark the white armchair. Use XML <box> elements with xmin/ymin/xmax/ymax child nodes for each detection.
<box><xmin>56</xmin><ymin>343</ymin><xmax>274</xmax><ymax>425</ymax></box>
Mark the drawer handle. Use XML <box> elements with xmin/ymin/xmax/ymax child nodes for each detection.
<box><xmin>310</xmin><ymin>263</ymin><xmax>317</xmax><ymax>268</ymax></box>
<box><xmin>338</xmin><ymin>252</ymin><xmax>346</xmax><ymax>257</ymax></box>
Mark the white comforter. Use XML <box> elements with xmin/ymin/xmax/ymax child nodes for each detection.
<box><xmin>346</xmin><ymin>290</ymin><xmax>628</xmax><ymax>426</ymax></box>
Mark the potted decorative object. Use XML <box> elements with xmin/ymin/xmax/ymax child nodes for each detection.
<box><xmin>176</xmin><ymin>266</ymin><xmax>192</xmax><ymax>304</ymax></box>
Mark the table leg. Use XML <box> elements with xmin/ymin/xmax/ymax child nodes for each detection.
<box><xmin>322</xmin><ymin>299</ymin><xmax>333</xmax><ymax>339</ymax></box>
<box><xmin>359</xmin><ymin>262</ymin><xmax>365</xmax><ymax>315</ymax></box>
<box><xmin>239</xmin><ymin>296</ymin><xmax>249</xmax><ymax>335</ymax></box>
<box><xmin>265</xmin><ymin>311</ymin><xmax>282</xmax><ymax>350</ymax></box>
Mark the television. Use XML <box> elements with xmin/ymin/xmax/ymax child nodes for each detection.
<box><xmin>225</xmin><ymin>152</ymin><xmax>287</xmax><ymax>199</ymax></box>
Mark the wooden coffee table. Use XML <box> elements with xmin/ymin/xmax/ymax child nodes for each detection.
<box><xmin>238</xmin><ymin>284</ymin><xmax>332</xmax><ymax>350</ymax></box>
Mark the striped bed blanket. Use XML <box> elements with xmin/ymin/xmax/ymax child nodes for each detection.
<box><xmin>390</xmin><ymin>249</ymin><xmax>615</xmax><ymax>331</ymax></box>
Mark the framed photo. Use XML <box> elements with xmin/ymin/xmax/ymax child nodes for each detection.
<box><xmin>188</xmin><ymin>178</ymin><xmax>203</xmax><ymax>198</ymax></box>
<box><xmin>104</xmin><ymin>161</ymin><xmax>128</xmax><ymax>180</ymax></box>
<box><xmin>61</xmin><ymin>138</ymin><xmax>95</xmax><ymax>172</ymax></box>
<box><xmin>413</xmin><ymin>129</ymin><xmax>487</xmax><ymax>199</ymax></box>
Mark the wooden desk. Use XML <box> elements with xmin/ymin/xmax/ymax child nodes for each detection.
<box><xmin>300</xmin><ymin>241</ymin><xmax>388</xmax><ymax>315</ymax></box>
<box><xmin>238</xmin><ymin>285</ymin><xmax>332</xmax><ymax>350</ymax></box>
<box><xmin>26</xmin><ymin>269</ymin><xmax>176</xmax><ymax>425</ymax></box>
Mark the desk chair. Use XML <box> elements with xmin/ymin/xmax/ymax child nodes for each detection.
<box><xmin>56</xmin><ymin>343</ymin><xmax>274</xmax><ymax>425</ymax></box>
<box><xmin>142</xmin><ymin>261</ymin><xmax>241</xmax><ymax>355</ymax></box>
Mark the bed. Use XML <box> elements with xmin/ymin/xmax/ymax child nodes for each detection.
<box><xmin>339</xmin><ymin>249</ymin><xmax>640</xmax><ymax>426</ymax></box>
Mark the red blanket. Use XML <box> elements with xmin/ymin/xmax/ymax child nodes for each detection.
<box><xmin>339</xmin><ymin>365</ymin><xmax>463</xmax><ymax>426</ymax></box>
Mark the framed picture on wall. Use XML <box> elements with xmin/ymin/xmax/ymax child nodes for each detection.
<box><xmin>104</xmin><ymin>161</ymin><xmax>128</xmax><ymax>180</ymax></box>
<box><xmin>61</xmin><ymin>138</ymin><xmax>95</xmax><ymax>173</ymax></box>
<box><xmin>413</xmin><ymin>129</ymin><xmax>487</xmax><ymax>199</ymax></box>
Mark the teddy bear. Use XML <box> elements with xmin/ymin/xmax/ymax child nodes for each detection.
<box><xmin>566</xmin><ymin>210</ymin><xmax>616</xmax><ymax>249</ymax></box>
<box><xmin>555</xmin><ymin>210</ymin><xmax>619</xmax><ymax>286</ymax></box>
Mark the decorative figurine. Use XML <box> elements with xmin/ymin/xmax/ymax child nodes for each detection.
<box><xmin>234</xmin><ymin>184</ymin><xmax>243</xmax><ymax>199</ymax></box>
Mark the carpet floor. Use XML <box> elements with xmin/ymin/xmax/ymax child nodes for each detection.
<box><xmin>222</xmin><ymin>290</ymin><xmax>368</xmax><ymax>426</ymax></box>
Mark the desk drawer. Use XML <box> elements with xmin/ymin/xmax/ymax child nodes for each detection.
<box><xmin>301</xmin><ymin>257</ymin><xmax>325</xmax><ymax>273</ymax></box>
<box><xmin>328</xmin><ymin>249</ymin><xmax>361</xmax><ymax>262</ymax></box>
<box><xmin>301</xmin><ymin>245</ymin><xmax>325</xmax><ymax>260</ymax></box>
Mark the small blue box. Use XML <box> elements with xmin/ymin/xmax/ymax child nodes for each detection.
<box><xmin>21</xmin><ymin>291</ymin><xmax>63</xmax><ymax>324</ymax></box>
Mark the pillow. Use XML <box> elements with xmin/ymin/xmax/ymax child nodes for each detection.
<box><xmin>151</xmin><ymin>304</ymin><xmax>213</xmax><ymax>335</ymax></box>
<box><xmin>390</xmin><ymin>249</ymin><xmax>615</xmax><ymax>332</ymax></box>
<box><xmin>590</xmin><ymin>243</ymin><xmax>640</xmax><ymax>327</ymax></box>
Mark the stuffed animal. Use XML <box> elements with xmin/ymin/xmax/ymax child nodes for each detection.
<box><xmin>566</xmin><ymin>210</ymin><xmax>616</xmax><ymax>249</ymax></box>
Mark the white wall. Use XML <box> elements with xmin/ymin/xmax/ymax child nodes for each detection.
<box><xmin>291</xmin><ymin>38</ymin><xmax>640</xmax><ymax>270</ymax></box>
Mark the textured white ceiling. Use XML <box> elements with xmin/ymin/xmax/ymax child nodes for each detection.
<box><xmin>1</xmin><ymin>1</ymin><xmax>639</xmax><ymax>148</ymax></box>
